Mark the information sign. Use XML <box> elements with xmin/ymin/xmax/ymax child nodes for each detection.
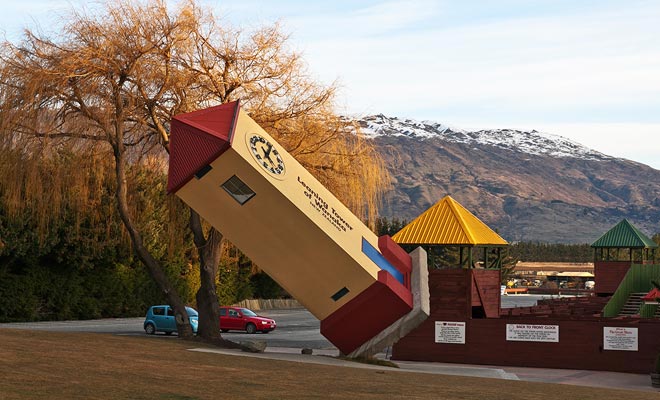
<box><xmin>603</xmin><ymin>327</ymin><xmax>638</xmax><ymax>351</ymax></box>
<box><xmin>435</xmin><ymin>321</ymin><xmax>466</xmax><ymax>344</ymax></box>
<box><xmin>506</xmin><ymin>324</ymin><xmax>559</xmax><ymax>342</ymax></box>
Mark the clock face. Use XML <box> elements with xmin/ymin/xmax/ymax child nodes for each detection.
<box><xmin>248</xmin><ymin>134</ymin><xmax>286</xmax><ymax>176</ymax></box>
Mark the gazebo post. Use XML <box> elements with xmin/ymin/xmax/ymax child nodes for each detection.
<box><xmin>495</xmin><ymin>247</ymin><xmax>502</xmax><ymax>269</ymax></box>
<box><xmin>468</xmin><ymin>247</ymin><xmax>473</xmax><ymax>270</ymax></box>
<box><xmin>427</xmin><ymin>245</ymin><xmax>433</xmax><ymax>269</ymax></box>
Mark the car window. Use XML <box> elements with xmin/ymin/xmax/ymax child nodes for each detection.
<box><xmin>167</xmin><ymin>308</ymin><xmax>175</xmax><ymax>316</ymax></box>
<box><xmin>229</xmin><ymin>309</ymin><xmax>239</xmax><ymax>317</ymax></box>
<box><xmin>219</xmin><ymin>308</ymin><xmax>227</xmax><ymax>316</ymax></box>
<box><xmin>240</xmin><ymin>308</ymin><xmax>257</xmax><ymax>317</ymax></box>
<box><xmin>152</xmin><ymin>307</ymin><xmax>165</xmax><ymax>316</ymax></box>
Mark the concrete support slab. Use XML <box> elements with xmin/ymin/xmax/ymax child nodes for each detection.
<box><xmin>348</xmin><ymin>247</ymin><xmax>430</xmax><ymax>358</ymax></box>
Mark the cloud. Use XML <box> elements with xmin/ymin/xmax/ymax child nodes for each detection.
<box><xmin>335</xmin><ymin>0</ymin><xmax>442</xmax><ymax>35</ymax></box>
<box><xmin>528</xmin><ymin>123</ymin><xmax>660</xmax><ymax>170</ymax></box>
<box><xmin>288</xmin><ymin>1</ymin><xmax>660</xmax><ymax>131</ymax></box>
<box><xmin>3</xmin><ymin>0</ymin><xmax>658</xmax><ymax>168</ymax></box>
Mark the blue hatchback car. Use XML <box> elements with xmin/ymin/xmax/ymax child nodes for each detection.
<box><xmin>143</xmin><ymin>305</ymin><xmax>199</xmax><ymax>335</ymax></box>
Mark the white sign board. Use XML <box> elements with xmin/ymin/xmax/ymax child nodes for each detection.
<box><xmin>435</xmin><ymin>321</ymin><xmax>466</xmax><ymax>344</ymax></box>
<box><xmin>506</xmin><ymin>324</ymin><xmax>559</xmax><ymax>342</ymax></box>
<box><xmin>603</xmin><ymin>327</ymin><xmax>638</xmax><ymax>351</ymax></box>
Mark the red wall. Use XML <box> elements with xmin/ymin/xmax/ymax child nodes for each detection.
<box><xmin>392</xmin><ymin>317</ymin><xmax>660</xmax><ymax>373</ymax></box>
<box><xmin>429</xmin><ymin>269</ymin><xmax>500</xmax><ymax>319</ymax></box>
<box><xmin>428</xmin><ymin>269</ymin><xmax>471</xmax><ymax>320</ymax></box>
<box><xmin>392</xmin><ymin>268</ymin><xmax>660</xmax><ymax>373</ymax></box>
<box><xmin>594</xmin><ymin>261</ymin><xmax>631</xmax><ymax>295</ymax></box>
<box><xmin>471</xmin><ymin>269</ymin><xmax>501</xmax><ymax>318</ymax></box>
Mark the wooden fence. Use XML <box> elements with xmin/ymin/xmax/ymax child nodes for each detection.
<box><xmin>232</xmin><ymin>298</ymin><xmax>302</xmax><ymax>310</ymax></box>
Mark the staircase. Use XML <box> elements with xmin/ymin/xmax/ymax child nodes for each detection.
<box><xmin>654</xmin><ymin>304</ymin><xmax>660</xmax><ymax>318</ymax></box>
<box><xmin>618</xmin><ymin>292</ymin><xmax>646</xmax><ymax>316</ymax></box>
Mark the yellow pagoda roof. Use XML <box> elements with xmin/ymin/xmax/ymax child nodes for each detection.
<box><xmin>392</xmin><ymin>196</ymin><xmax>508</xmax><ymax>246</ymax></box>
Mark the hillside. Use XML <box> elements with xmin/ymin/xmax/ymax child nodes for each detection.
<box><xmin>359</xmin><ymin>115</ymin><xmax>660</xmax><ymax>243</ymax></box>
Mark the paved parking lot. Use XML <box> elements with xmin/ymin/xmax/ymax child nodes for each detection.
<box><xmin>0</xmin><ymin>308</ymin><xmax>334</xmax><ymax>349</ymax></box>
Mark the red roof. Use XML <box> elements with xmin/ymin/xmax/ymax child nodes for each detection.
<box><xmin>642</xmin><ymin>288</ymin><xmax>660</xmax><ymax>302</ymax></box>
<box><xmin>167</xmin><ymin>101</ymin><xmax>240</xmax><ymax>193</ymax></box>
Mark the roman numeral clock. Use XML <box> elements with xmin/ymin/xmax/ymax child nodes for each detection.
<box><xmin>248</xmin><ymin>134</ymin><xmax>285</xmax><ymax>176</ymax></box>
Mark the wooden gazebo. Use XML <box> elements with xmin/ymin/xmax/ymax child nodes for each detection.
<box><xmin>392</xmin><ymin>195</ymin><xmax>508</xmax><ymax>270</ymax></box>
<box><xmin>591</xmin><ymin>219</ymin><xmax>658</xmax><ymax>296</ymax></box>
<box><xmin>392</xmin><ymin>196</ymin><xmax>508</xmax><ymax>319</ymax></box>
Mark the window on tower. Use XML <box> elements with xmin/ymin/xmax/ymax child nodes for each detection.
<box><xmin>221</xmin><ymin>175</ymin><xmax>255</xmax><ymax>205</ymax></box>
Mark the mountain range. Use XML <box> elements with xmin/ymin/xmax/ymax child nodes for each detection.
<box><xmin>359</xmin><ymin>114</ymin><xmax>660</xmax><ymax>244</ymax></box>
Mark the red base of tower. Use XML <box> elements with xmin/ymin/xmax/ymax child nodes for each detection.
<box><xmin>320</xmin><ymin>270</ymin><xmax>413</xmax><ymax>355</ymax></box>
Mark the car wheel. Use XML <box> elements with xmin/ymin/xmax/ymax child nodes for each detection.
<box><xmin>221</xmin><ymin>329</ymin><xmax>229</xmax><ymax>333</ymax></box>
<box><xmin>145</xmin><ymin>323</ymin><xmax>156</xmax><ymax>335</ymax></box>
<box><xmin>245</xmin><ymin>323</ymin><xmax>256</xmax><ymax>334</ymax></box>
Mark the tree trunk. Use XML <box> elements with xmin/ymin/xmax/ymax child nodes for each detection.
<box><xmin>190</xmin><ymin>209</ymin><xmax>223</xmax><ymax>339</ymax></box>
<box><xmin>112</xmin><ymin>143</ymin><xmax>193</xmax><ymax>338</ymax></box>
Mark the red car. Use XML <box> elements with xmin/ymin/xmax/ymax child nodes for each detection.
<box><xmin>219</xmin><ymin>306</ymin><xmax>277</xmax><ymax>334</ymax></box>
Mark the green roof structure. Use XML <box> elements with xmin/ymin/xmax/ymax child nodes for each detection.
<box><xmin>591</xmin><ymin>219</ymin><xmax>658</xmax><ymax>249</ymax></box>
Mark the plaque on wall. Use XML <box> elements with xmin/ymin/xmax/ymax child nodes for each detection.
<box><xmin>603</xmin><ymin>327</ymin><xmax>638</xmax><ymax>351</ymax></box>
<box><xmin>435</xmin><ymin>321</ymin><xmax>466</xmax><ymax>344</ymax></box>
<box><xmin>506</xmin><ymin>324</ymin><xmax>559</xmax><ymax>342</ymax></box>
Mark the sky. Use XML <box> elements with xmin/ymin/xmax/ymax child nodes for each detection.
<box><xmin>1</xmin><ymin>0</ymin><xmax>659</xmax><ymax>169</ymax></box>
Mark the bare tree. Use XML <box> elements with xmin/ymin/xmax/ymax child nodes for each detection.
<box><xmin>0</xmin><ymin>0</ymin><xmax>390</xmax><ymax>340</ymax></box>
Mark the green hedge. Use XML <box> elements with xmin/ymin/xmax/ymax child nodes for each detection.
<box><xmin>0</xmin><ymin>263</ymin><xmax>166</xmax><ymax>322</ymax></box>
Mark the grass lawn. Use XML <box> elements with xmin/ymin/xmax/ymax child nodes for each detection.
<box><xmin>0</xmin><ymin>328</ymin><xmax>653</xmax><ymax>399</ymax></box>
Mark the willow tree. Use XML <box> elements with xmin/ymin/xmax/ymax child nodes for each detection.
<box><xmin>0</xmin><ymin>0</ymin><xmax>389</xmax><ymax>339</ymax></box>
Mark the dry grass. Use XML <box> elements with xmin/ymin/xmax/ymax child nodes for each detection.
<box><xmin>0</xmin><ymin>329</ymin><xmax>652</xmax><ymax>400</ymax></box>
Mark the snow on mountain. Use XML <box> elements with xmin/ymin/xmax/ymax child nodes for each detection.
<box><xmin>358</xmin><ymin>114</ymin><xmax>612</xmax><ymax>162</ymax></box>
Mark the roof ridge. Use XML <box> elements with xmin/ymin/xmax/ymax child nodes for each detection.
<box><xmin>626</xmin><ymin>219</ymin><xmax>659</xmax><ymax>248</ymax></box>
<box><xmin>445</xmin><ymin>196</ymin><xmax>475</xmax><ymax>243</ymax></box>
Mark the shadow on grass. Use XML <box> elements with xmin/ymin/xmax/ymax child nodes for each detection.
<box><xmin>335</xmin><ymin>355</ymin><xmax>400</xmax><ymax>368</ymax></box>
